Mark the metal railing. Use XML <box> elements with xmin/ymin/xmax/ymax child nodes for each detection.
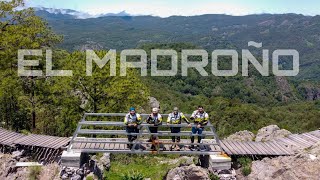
<box><xmin>68</xmin><ymin>113</ymin><xmax>223</xmax><ymax>155</ymax></box>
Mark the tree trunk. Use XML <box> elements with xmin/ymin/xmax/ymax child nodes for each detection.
<box><xmin>31</xmin><ymin>77</ymin><xmax>36</xmax><ymax>130</ymax></box>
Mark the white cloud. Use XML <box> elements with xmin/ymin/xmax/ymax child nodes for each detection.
<box><xmin>82</xmin><ymin>2</ymin><xmax>253</xmax><ymax>17</ymax></box>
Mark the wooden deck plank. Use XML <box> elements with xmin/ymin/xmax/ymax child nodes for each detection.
<box><xmin>256</xmin><ymin>142</ymin><xmax>274</xmax><ymax>155</ymax></box>
<box><xmin>262</xmin><ymin>142</ymin><xmax>281</xmax><ymax>155</ymax></box>
<box><xmin>298</xmin><ymin>134</ymin><xmax>318</xmax><ymax>144</ymax></box>
<box><xmin>224</xmin><ymin>140</ymin><xmax>241</xmax><ymax>155</ymax></box>
<box><xmin>119</xmin><ymin>143</ymin><xmax>126</xmax><ymax>150</ymax></box>
<box><xmin>110</xmin><ymin>141</ymin><xmax>115</xmax><ymax>150</ymax></box>
<box><xmin>240</xmin><ymin>141</ymin><xmax>258</xmax><ymax>155</ymax></box>
<box><xmin>0</xmin><ymin>130</ymin><xmax>9</xmax><ymax>136</ymax></box>
<box><xmin>103</xmin><ymin>142</ymin><xmax>109</xmax><ymax>150</ymax></box>
<box><xmin>220</xmin><ymin>141</ymin><xmax>233</xmax><ymax>155</ymax></box>
<box><xmin>88</xmin><ymin>143</ymin><xmax>94</xmax><ymax>149</ymax></box>
<box><xmin>221</xmin><ymin>141</ymin><xmax>239</xmax><ymax>155</ymax></box>
<box><xmin>226</xmin><ymin>141</ymin><xmax>245</xmax><ymax>155</ymax></box>
<box><xmin>2</xmin><ymin>133</ymin><xmax>23</xmax><ymax>145</ymax></box>
<box><xmin>274</xmin><ymin>141</ymin><xmax>294</xmax><ymax>155</ymax></box>
<box><xmin>309</xmin><ymin>130</ymin><xmax>320</xmax><ymax>138</ymax></box>
<box><xmin>276</xmin><ymin>138</ymin><xmax>302</xmax><ymax>148</ymax></box>
<box><xmin>80</xmin><ymin>143</ymin><xmax>87</xmax><ymax>149</ymax></box>
<box><xmin>33</xmin><ymin>135</ymin><xmax>56</xmax><ymax>148</ymax></box>
<box><xmin>0</xmin><ymin>133</ymin><xmax>19</xmax><ymax>145</ymax></box>
<box><xmin>302</xmin><ymin>133</ymin><xmax>320</xmax><ymax>142</ymax></box>
<box><xmin>94</xmin><ymin>142</ymin><xmax>100</xmax><ymax>149</ymax></box>
<box><xmin>46</xmin><ymin>137</ymin><xmax>69</xmax><ymax>149</ymax></box>
<box><xmin>265</xmin><ymin>141</ymin><xmax>288</xmax><ymax>155</ymax></box>
<box><xmin>15</xmin><ymin>135</ymin><xmax>36</xmax><ymax>146</ymax></box>
<box><xmin>24</xmin><ymin>135</ymin><xmax>48</xmax><ymax>147</ymax></box>
<box><xmin>44</xmin><ymin>137</ymin><xmax>64</xmax><ymax>148</ymax></box>
<box><xmin>247</xmin><ymin>141</ymin><xmax>269</xmax><ymax>155</ymax></box>
<box><xmin>235</xmin><ymin>141</ymin><xmax>254</xmax><ymax>155</ymax></box>
<box><xmin>99</xmin><ymin>142</ymin><xmax>105</xmax><ymax>149</ymax></box>
<box><xmin>290</xmin><ymin>134</ymin><xmax>314</xmax><ymax>145</ymax></box>
<box><xmin>0</xmin><ymin>130</ymin><xmax>13</xmax><ymax>141</ymax></box>
<box><xmin>286</xmin><ymin>136</ymin><xmax>310</xmax><ymax>147</ymax></box>
<box><xmin>287</xmin><ymin>135</ymin><xmax>314</xmax><ymax>147</ymax></box>
<box><xmin>242</xmin><ymin>142</ymin><xmax>261</xmax><ymax>155</ymax></box>
<box><xmin>53</xmin><ymin>138</ymin><xmax>70</xmax><ymax>149</ymax></box>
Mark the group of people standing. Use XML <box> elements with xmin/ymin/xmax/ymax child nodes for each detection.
<box><xmin>124</xmin><ymin>106</ymin><xmax>209</xmax><ymax>151</ymax></box>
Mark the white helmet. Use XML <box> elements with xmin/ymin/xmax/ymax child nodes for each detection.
<box><xmin>152</xmin><ymin>107</ymin><xmax>159</xmax><ymax>113</ymax></box>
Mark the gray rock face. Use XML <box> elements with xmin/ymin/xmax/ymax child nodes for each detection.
<box><xmin>166</xmin><ymin>164</ymin><xmax>210</xmax><ymax>180</ymax></box>
<box><xmin>91</xmin><ymin>153</ymin><xmax>110</xmax><ymax>172</ymax></box>
<box><xmin>0</xmin><ymin>152</ymin><xmax>60</xmax><ymax>180</ymax></box>
<box><xmin>0</xmin><ymin>153</ymin><xmax>29</xmax><ymax>180</ymax></box>
<box><xmin>149</xmin><ymin>96</ymin><xmax>160</xmax><ymax>109</ymax></box>
<box><xmin>11</xmin><ymin>150</ymin><xmax>24</xmax><ymax>160</ymax></box>
<box><xmin>225</xmin><ymin>130</ymin><xmax>255</xmax><ymax>141</ymax></box>
<box><xmin>275</xmin><ymin>76</ymin><xmax>297</xmax><ymax>102</ymax></box>
<box><xmin>70</xmin><ymin>174</ymin><xmax>82</xmax><ymax>180</ymax></box>
<box><xmin>245</xmin><ymin>141</ymin><xmax>320</xmax><ymax>180</ymax></box>
<box><xmin>255</xmin><ymin>125</ymin><xmax>291</xmax><ymax>142</ymax></box>
<box><xmin>248</xmin><ymin>155</ymin><xmax>320</xmax><ymax>180</ymax></box>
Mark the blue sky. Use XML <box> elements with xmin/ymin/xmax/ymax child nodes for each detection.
<box><xmin>25</xmin><ymin>0</ymin><xmax>320</xmax><ymax>17</ymax></box>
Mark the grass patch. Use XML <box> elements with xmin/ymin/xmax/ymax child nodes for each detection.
<box><xmin>209</xmin><ymin>172</ymin><xmax>220</xmax><ymax>180</ymax></box>
<box><xmin>237</xmin><ymin>157</ymin><xmax>252</xmax><ymax>176</ymax></box>
<box><xmin>104</xmin><ymin>154</ymin><xmax>185</xmax><ymax>180</ymax></box>
<box><xmin>28</xmin><ymin>166</ymin><xmax>42</xmax><ymax>180</ymax></box>
<box><xmin>121</xmin><ymin>171</ymin><xmax>144</xmax><ymax>180</ymax></box>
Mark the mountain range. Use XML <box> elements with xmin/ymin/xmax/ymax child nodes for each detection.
<box><xmin>35</xmin><ymin>7</ymin><xmax>131</xmax><ymax>19</ymax></box>
<box><xmin>35</xmin><ymin>8</ymin><xmax>320</xmax><ymax>81</ymax></box>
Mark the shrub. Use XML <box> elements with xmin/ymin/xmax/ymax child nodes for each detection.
<box><xmin>28</xmin><ymin>166</ymin><xmax>42</xmax><ymax>180</ymax></box>
<box><xmin>121</xmin><ymin>171</ymin><xmax>144</xmax><ymax>180</ymax></box>
<box><xmin>209</xmin><ymin>173</ymin><xmax>220</xmax><ymax>180</ymax></box>
<box><xmin>237</xmin><ymin>157</ymin><xmax>252</xmax><ymax>176</ymax></box>
<box><xmin>86</xmin><ymin>175</ymin><xmax>94</xmax><ymax>180</ymax></box>
<box><xmin>242</xmin><ymin>166</ymin><xmax>251</xmax><ymax>176</ymax></box>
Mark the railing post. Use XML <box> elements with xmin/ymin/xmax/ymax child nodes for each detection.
<box><xmin>208</xmin><ymin>121</ymin><xmax>222</xmax><ymax>153</ymax></box>
<box><xmin>68</xmin><ymin>114</ymin><xmax>87</xmax><ymax>152</ymax></box>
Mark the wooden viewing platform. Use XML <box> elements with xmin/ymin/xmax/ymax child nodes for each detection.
<box><xmin>0</xmin><ymin>113</ymin><xmax>319</xmax><ymax>157</ymax></box>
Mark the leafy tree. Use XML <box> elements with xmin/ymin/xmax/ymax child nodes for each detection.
<box><xmin>65</xmin><ymin>50</ymin><xmax>149</xmax><ymax>113</ymax></box>
<box><xmin>0</xmin><ymin>0</ymin><xmax>62</xmax><ymax>130</ymax></box>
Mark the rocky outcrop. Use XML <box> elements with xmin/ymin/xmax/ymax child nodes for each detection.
<box><xmin>225</xmin><ymin>130</ymin><xmax>255</xmax><ymax>141</ymax></box>
<box><xmin>238</xmin><ymin>137</ymin><xmax>320</xmax><ymax>180</ymax></box>
<box><xmin>60</xmin><ymin>166</ymin><xmax>87</xmax><ymax>180</ymax></box>
<box><xmin>91</xmin><ymin>153</ymin><xmax>110</xmax><ymax>172</ymax></box>
<box><xmin>248</xmin><ymin>154</ymin><xmax>320</xmax><ymax>179</ymax></box>
<box><xmin>149</xmin><ymin>96</ymin><xmax>160</xmax><ymax>109</ymax></box>
<box><xmin>0</xmin><ymin>153</ymin><xmax>28</xmax><ymax>180</ymax></box>
<box><xmin>307</xmin><ymin>142</ymin><xmax>320</xmax><ymax>156</ymax></box>
<box><xmin>210</xmin><ymin>169</ymin><xmax>237</xmax><ymax>180</ymax></box>
<box><xmin>76</xmin><ymin>41</ymin><xmax>104</xmax><ymax>51</ymax></box>
<box><xmin>39</xmin><ymin>163</ymin><xmax>60</xmax><ymax>180</ymax></box>
<box><xmin>255</xmin><ymin>125</ymin><xmax>291</xmax><ymax>142</ymax></box>
<box><xmin>299</xmin><ymin>84</ymin><xmax>320</xmax><ymax>100</ymax></box>
<box><xmin>0</xmin><ymin>152</ymin><xmax>60</xmax><ymax>180</ymax></box>
<box><xmin>275</xmin><ymin>76</ymin><xmax>296</xmax><ymax>102</ymax></box>
<box><xmin>166</xmin><ymin>164</ymin><xmax>210</xmax><ymax>180</ymax></box>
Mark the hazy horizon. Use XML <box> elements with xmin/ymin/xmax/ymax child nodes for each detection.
<box><xmin>26</xmin><ymin>0</ymin><xmax>320</xmax><ymax>18</ymax></box>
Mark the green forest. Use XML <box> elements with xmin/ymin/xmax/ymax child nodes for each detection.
<box><xmin>1</xmin><ymin>0</ymin><xmax>320</xmax><ymax>140</ymax></box>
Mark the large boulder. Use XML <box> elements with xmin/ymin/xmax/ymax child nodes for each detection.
<box><xmin>246</xmin><ymin>141</ymin><xmax>320</xmax><ymax>179</ymax></box>
<box><xmin>166</xmin><ymin>164</ymin><xmax>210</xmax><ymax>180</ymax></box>
<box><xmin>90</xmin><ymin>153</ymin><xmax>110</xmax><ymax>172</ymax></box>
<box><xmin>38</xmin><ymin>163</ymin><xmax>60</xmax><ymax>180</ymax></box>
<box><xmin>225</xmin><ymin>130</ymin><xmax>255</xmax><ymax>141</ymax></box>
<box><xmin>149</xmin><ymin>96</ymin><xmax>160</xmax><ymax>109</ymax></box>
<box><xmin>247</xmin><ymin>154</ymin><xmax>320</xmax><ymax>180</ymax></box>
<box><xmin>255</xmin><ymin>125</ymin><xmax>291</xmax><ymax>142</ymax></box>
